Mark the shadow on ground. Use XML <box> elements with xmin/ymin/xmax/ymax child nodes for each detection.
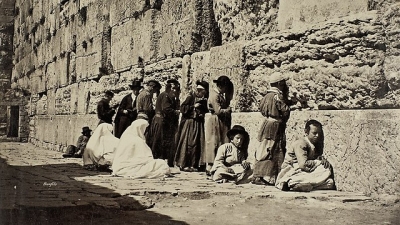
<box><xmin>0</xmin><ymin>157</ymin><xmax>188</xmax><ymax>225</ymax></box>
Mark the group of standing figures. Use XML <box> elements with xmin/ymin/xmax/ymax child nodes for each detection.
<box><xmin>82</xmin><ymin>72</ymin><xmax>335</xmax><ymax>192</ymax></box>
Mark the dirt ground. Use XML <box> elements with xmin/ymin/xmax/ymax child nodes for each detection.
<box><xmin>2</xmin><ymin>194</ymin><xmax>399</xmax><ymax>225</ymax></box>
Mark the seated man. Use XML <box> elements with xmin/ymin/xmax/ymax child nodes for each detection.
<box><xmin>275</xmin><ymin>120</ymin><xmax>335</xmax><ymax>192</ymax></box>
<box><xmin>63</xmin><ymin>126</ymin><xmax>92</xmax><ymax>158</ymax></box>
<box><xmin>210</xmin><ymin>125</ymin><xmax>252</xmax><ymax>184</ymax></box>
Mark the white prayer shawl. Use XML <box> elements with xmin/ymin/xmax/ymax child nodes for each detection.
<box><xmin>112</xmin><ymin>119</ymin><xmax>170</xmax><ymax>178</ymax></box>
<box><xmin>83</xmin><ymin>123</ymin><xmax>119</xmax><ymax>166</ymax></box>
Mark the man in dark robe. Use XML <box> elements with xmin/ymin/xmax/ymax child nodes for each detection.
<box><xmin>147</xmin><ymin>79</ymin><xmax>180</xmax><ymax>167</ymax></box>
<box><xmin>136</xmin><ymin>80</ymin><xmax>161</xmax><ymax>122</ymax></box>
<box><xmin>252</xmin><ymin>72</ymin><xmax>299</xmax><ymax>185</ymax></box>
<box><xmin>114</xmin><ymin>79</ymin><xmax>143</xmax><ymax>138</ymax></box>
<box><xmin>97</xmin><ymin>91</ymin><xmax>116</xmax><ymax>125</ymax></box>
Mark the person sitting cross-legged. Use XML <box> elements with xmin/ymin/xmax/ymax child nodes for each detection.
<box><xmin>210</xmin><ymin>125</ymin><xmax>252</xmax><ymax>184</ymax></box>
<box><xmin>275</xmin><ymin>120</ymin><xmax>335</xmax><ymax>192</ymax></box>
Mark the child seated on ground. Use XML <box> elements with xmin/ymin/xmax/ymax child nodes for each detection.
<box><xmin>275</xmin><ymin>120</ymin><xmax>335</xmax><ymax>192</ymax></box>
<box><xmin>210</xmin><ymin>125</ymin><xmax>252</xmax><ymax>184</ymax></box>
<box><xmin>63</xmin><ymin>126</ymin><xmax>92</xmax><ymax>158</ymax></box>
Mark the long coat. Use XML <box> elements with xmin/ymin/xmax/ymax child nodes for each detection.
<box><xmin>114</xmin><ymin>94</ymin><xmax>138</xmax><ymax>138</ymax></box>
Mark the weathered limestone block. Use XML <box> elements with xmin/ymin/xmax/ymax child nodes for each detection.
<box><xmin>57</xmin><ymin>56</ymin><xmax>69</xmax><ymax>87</ymax></box>
<box><xmin>111</xmin><ymin>9</ymin><xmax>159</xmax><ymax>71</ymax></box>
<box><xmin>75</xmin><ymin>33</ymin><xmax>103</xmax><ymax>81</ymax></box>
<box><xmin>158</xmin><ymin>0</ymin><xmax>196</xmax><ymax>59</ymax></box>
<box><xmin>77</xmin><ymin>81</ymin><xmax>95</xmax><ymax>115</ymax></box>
<box><xmin>46</xmin><ymin>88</ymin><xmax>56</xmax><ymax>115</ymax></box>
<box><xmin>114</xmin><ymin>68</ymin><xmax>144</xmax><ymax>92</ymax></box>
<box><xmin>191</xmin><ymin>51</ymin><xmax>211</xmax><ymax>86</ymax></box>
<box><xmin>209</xmin><ymin>42</ymin><xmax>249</xmax><ymax>111</ymax></box>
<box><xmin>232</xmin><ymin>109</ymin><xmax>400</xmax><ymax>195</ymax></box>
<box><xmin>214</xmin><ymin>0</ymin><xmax>279</xmax><ymax>43</ymax></box>
<box><xmin>243</xmin><ymin>11</ymin><xmax>397</xmax><ymax>110</ymax></box>
<box><xmin>55</xmin><ymin>86</ymin><xmax>71</xmax><ymax>115</ymax></box>
<box><xmin>30</xmin><ymin>68</ymin><xmax>46</xmax><ymax>94</ymax></box>
<box><xmin>35</xmin><ymin>94</ymin><xmax>47</xmax><ymax>115</ymax></box>
<box><xmin>143</xmin><ymin>58</ymin><xmax>183</xmax><ymax>88</ymax></box>
<box><xmin>277</xmin><ymin>0</ymin><xmax>368</xmax><ymax>30</ymax></box>
<box><xmin>45</xmin><ymin>61</ymin><xmax>58</xmax><ymax>89</ymax></box>
<box><xmin>69</xmin><ymin>83</ymin><xmax>78</xmax><ymax>114</ymax></box>
<box><xmin>109</xmin><ymin>0</ymin><xmax>148</xmax><ymax>27</ymax></box>
<box><xmin>16</xmin><ymin>76</ymin><xmax>30</xmax><ymax>91</ymax></box>
<box><xmin>181</xmin><ymin>55</ymin><xmax>191</xmax><ymax>94</ymax></box>
<box><xmin>83</xmin><ymin>74</ymin><xmax>120</xmax><ymax>114</ymax></box>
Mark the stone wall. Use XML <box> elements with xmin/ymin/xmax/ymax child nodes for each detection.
<box><xmin>10</xmin><ymin>0</ymin><xmax>400</xmax><ymax>195</ymax></box>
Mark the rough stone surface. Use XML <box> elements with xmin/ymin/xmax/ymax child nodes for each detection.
<box><xmin>213</xmin><ymin>0</ymin><xmax>279</xmax><ymax>43</ymax></box>
<box><xmin>243</xmin><ymin>11</ymin><xmax>399</xmax><ymax>111</ymax></box>
<box><xmin>277</xmin><ymin>0</ymin><xmax>368</xmax><ymax>31</ymax></box>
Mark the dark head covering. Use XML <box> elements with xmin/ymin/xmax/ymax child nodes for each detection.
<box><xmin>105</xmin><ymin>90</ymin><xmax>114</xmax><ymax>97</ymax></box>
<box><xmin>166</xmin><ymin>79</ymin><xmax>181</xmax><ymax>92</ymax></box>
<box><xmin>81</xmin><ymin>126</ymin><xmax>92</xmax><ymax>134</ymax></box>
<box><xmin>147</xmin><ymin>80</ymin><xmax>162</xmax><ymax>90</ymax></box>
<box><xmin>129</xmin><ymin>79</ymin><xmax>143</xmax><ymax>90</ymax></box>
<box><xmin>196</xmin><ymin>80</ymin><xmax>209</xmax><ymax>92</ymax></box>
<box><xmin>227</xmin><ymin>125</ymin><xmax>249</xmax><ymax>139</ymax></box>
<box><xmin>226</xmin><ymin>125</ymin><xmax>249</xmax><ymax>157</ymax></box>
<box><xmin>213</xmin><ymin>76</ymin><xmax>232</xmax><ymax>87</ymax></box>
<box><xmin>213</xmin><ymin>76</ymin><xmax>234</xmax><ymax>104</ymax></box>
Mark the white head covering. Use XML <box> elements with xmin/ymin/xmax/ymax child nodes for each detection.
<box><xmin>83</xmin><ymin>123</ymin><xmax>119</xmax><ymax>166</ymax></box>
<box><xmin>121</xmin><ymin>119</ymin><xmax>148</xmax><ymax>140</ymax></box>
<box><xmin>112</xmin><ymin>119</ymin><xmax>170</xmax><ymax>178</ymax></box>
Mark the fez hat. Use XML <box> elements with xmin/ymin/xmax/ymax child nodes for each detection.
<box><xmin>269</xmin><ymin>72</ymin><xmax>289</xmax><ymax>84</ymax></box>
<box><xmin>226</xmin><ymin>125</ymin><xmax>249</xmax><ymax>139</ymax></box>
<box><xmin>196</xmin><ymin>80</ymin><xmax>209</xmax><ymax>92</ymax></box>
<box><xmin>129</xmin><ymin>79</ymin><xmax>143</xmax><ymax>89</ymax></box>
<box><xmin>213</xmin><ymin>76</ymin><xmax>232</xmax><ymax>86</ymax></box>
<box><xmin>81</xmin><ymin>126</ymin><xmax>92</xmax><ymax>134</ymax></box>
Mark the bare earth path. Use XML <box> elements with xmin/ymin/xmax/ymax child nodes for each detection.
<box><xmin>0</xmin><ymin>142</ymin><xmax>399</xmax><ymax>225</ymax></box>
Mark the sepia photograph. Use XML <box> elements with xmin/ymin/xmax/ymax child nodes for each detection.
<box><xmin>0</xmin><ymin>0</ymin><xmax>399</xmax><ymax>224</ymax></box>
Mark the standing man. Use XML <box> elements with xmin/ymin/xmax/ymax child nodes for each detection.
<box><xmin>136</xmin><ymin>80</ymin><xmax>162</xmax><ymax>122</ymax></box>
<box><xmin>97</xmin><ymin>90</ymin><xmax>116</xmax><ymax>125</ymax></box>
<box><xmin>147</xmin><ymin>79</ymin><xmax>180</xmax><ymax>167</ymax></box>
<box><xmin>114</xmin><ymin>79</ymin><xmax>143</xmax><ymax>138</ymax></box>
<box><xmin>252</xmin><ymin>72</ymin><xmax>298</xmax><ymax>185</ymax></box>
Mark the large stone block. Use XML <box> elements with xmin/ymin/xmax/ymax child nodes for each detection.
<box><xmin>190</xmin><ymin>51</ymin><xmax>210</xmax><ymax>85</ymax></box>
<box><xmin>158</xmin><ymin>0</ymin><xmax>196</xmax><ymax>58</ymax></box>
<box><xmin>277</xmin><ymin>0</ymin><xmax>368</xmax><ymax>30</ymax></box>
<box><xmin>55</xmin><ymin>86</ymin><xmax>71</xmax><ymax>115</ymax></box>
<box><xmin>210</xmin><ymin>41</ymin><xmax>246</xmax><ymax>70</ymax></box>
<box><xmin>75</xmin><ymin>33</ymin><xmax>103</xmax><ymax>81</ymax></box>
<box><xmin>114</xmin><ymin>68</ymin><xmax>144</xmax><ymax>92</ymax></box>
<box><xmin>77</xmin><ymin>81</ymin><xmax>95</xmax><ymax>115</ymax></box>
<box><xmin>45</xmin><ymin>61</ymin><xmax>58</xmax><ymax>89</ymax></box>
<box><xmin>109</xmin><ymin>0</ymin><xmax>148</xmax><ymax>27</ymax></box>
<box><xmin>214</xmin><ymin>0</ymin><xmax>279</xmax><ymax>43</ymax></box>
<box><xmin>46</xmin><ymin>88</ymin><xmax>56</xmax><ymax>115</ymax></box>
<box><xmin>143</xmin><ymin>58</ymin><xmax>183</xmax><ymax>90</ymax></box>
